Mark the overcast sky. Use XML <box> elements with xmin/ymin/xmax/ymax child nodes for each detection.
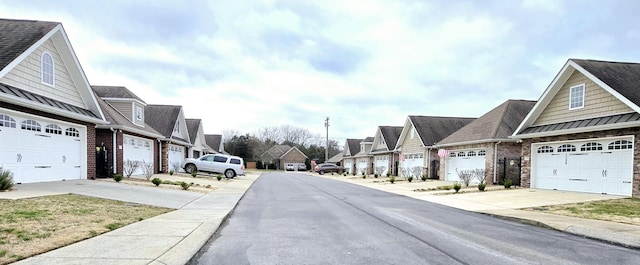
<box><xmin>2</xmin><ymin>0</ymin><xmax>639</xmax><ymax>146</ymax></box>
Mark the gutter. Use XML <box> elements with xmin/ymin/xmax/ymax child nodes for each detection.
<box><xmin>436</xmin><ymin>138</ymin><xmax>517</xmax><ymax>148</ymax></box>
<box><xmin>493</xmin><ymin>141</ymin><xmax>501</xmax><ymax>184</ymax></box>
<box><xmin>110</xmin><ymin>128</ymin><xmax>117</xmax><ymax>175</ymax></box>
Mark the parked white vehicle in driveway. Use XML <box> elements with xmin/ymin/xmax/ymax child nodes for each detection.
<box><xmin>181</xmin><ymin>154</ymin><xmax>245</xmax><ymax>178</ymax></box>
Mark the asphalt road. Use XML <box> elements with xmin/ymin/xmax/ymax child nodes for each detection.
<box><xmin>190</xmin><ymin>173</ymin><xmax>640</xmax><ymax>265</ymax></box>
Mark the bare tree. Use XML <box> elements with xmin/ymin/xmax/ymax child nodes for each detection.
<box><xmin>222</xmin><ymin>129</ymin><xmax>241</xmax><ymax>144</ymax></box>
<box><xmin>473</xmin><ymin>168</ymin><xmax>486</xmax><ymax>184</ymax></box>
<box><xmin>141</xmin><ymin>161</ymin><xmax>154</xmax><ymax>180</ymax></box>
<box><xmin>123</xmin><ymin>159</ymin><xmax>140</xmax><ymax>178</ymax></box>
<box><xmin>171</xmin><ymin>161</ymin><xmax>181</xmax><ymax>173</ymax></box>
<box><xmin>375</xmin><ymin>166</ymin><xmax>386</xmax><ymax>176</ymax></box>
<box><xmin>457</xmin><ymin>169</ymin><xmax>474</xmax><ymax>187</ymax></box>
<box><xmin>411</xmin><ymin>167</ymin><xmax>423</xmax><ymax>178</ymax></box>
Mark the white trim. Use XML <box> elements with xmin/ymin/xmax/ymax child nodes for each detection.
<box><xmin>568</xmin><ymin>83</ymin><xmax>585</xmax><ymax>110</ymax></box>
<box><xmin>511</xmin><ymin>120</ymin><xmax>640</xmax><ymax>139</ymax></box>
<box><xmin>101</xmin><ymin>97</ymin><xmax>147</xmax><ymax>106</ymax></box>
<box><xmin>1</xmin><ymin>94</ymin><xmax>107</xmax><ymax>124</ymax></box>
<box><xmin>40</xmin><ymin>51</ymin><xmax>55</xmax><ymax>87</ymax></box>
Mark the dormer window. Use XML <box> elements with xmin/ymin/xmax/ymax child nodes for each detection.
<box><xmin>569</xmin><ymin>84</ymin><xmax>585</xmax><ymax>109</ymax></box>
<box><xmin>41</xmin><ymin>52</ymin><xmax>55</xmax><ymax>86</ymax></box>
<box><xmin>135</xmin><ymin>106</ymin><xmax>143</xmax><ymax>121</ymax></box>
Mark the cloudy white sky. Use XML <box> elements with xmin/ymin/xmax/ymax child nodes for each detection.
<box><xmin>2</xmin><ymin>0</ymin><xmax>639</xmax><ymax>145</ymax></box>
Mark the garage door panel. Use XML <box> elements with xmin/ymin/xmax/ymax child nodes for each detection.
<box><xmin>123</xmin><ymin>136</ymin><xmax>154</xmax><ymax>176</ymax></box>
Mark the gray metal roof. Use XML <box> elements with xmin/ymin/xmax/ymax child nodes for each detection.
<box><xmin>1</xmin><ymin>83</ymin><xmax>99</xmax><ymax>119</ymax></box>
<box><xmin>0</xmin><ymin>19</ymin><xmax>58</xmax><ymax>70</ymax></box>
<box><xmin>519</xmin><ymin>112</ymin><xmax>640</xmax><ymax>135</ymax></box>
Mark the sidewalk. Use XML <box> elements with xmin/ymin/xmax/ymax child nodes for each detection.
<box><xmin>314</xmin><ymin>173</ymin><xmax>640</xmax><ymax>249</ymax></box>
<box><xmin>14</xmin><ymin>173</ymin><xmax>260</xmax><ymax>265</ymax></box>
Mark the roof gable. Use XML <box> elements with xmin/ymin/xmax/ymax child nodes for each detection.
<box><xmin>438</xmin><ymin>100</ymin><xmax>535</xmax><ymax>146</ymax></box>
<box><xmin>372</xmin><ymin>126</ymin><xmax>403</xmax><ymax>152</ymax></box>
<box><xmin>205</xmin><ymin>134</ymin><xmax>224</xmax><ymax>153</ymax></box>
<box><xmin>95</xmin><ymin>94</ymin><xmax>162</xmax><ymax>139</ymax></box>
<box><xmin>281</xmin><ymin>146</ymin><xmax>308</xmax><ymax>159</ymax></box>
<box><xmin>145</xmin><ymin>104</ymin><xmax>190</xmax><ymax>144</ymax></box>
<box><xmin>343</xmin><ymin>139</ymin><xmax>362</xmax><ymax>157</ymax></box>
<box><xmin>396</xmin><ymin>115</ymin><xmax>475</xmax><ymax>149</ymax></box>
<box><xmin>92</xmin><ymin>85</ymin><xmax>145</xmax><ymax>104</ymax></box>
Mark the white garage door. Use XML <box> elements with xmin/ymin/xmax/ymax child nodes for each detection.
<box><xmin>357</xmin><ymin>159</ymin><xmax>368</xmax><ymax>174</ymax></box>
<box><xmin>374</xmin><ymin>156</ymin><xmax>388</xmax><ymax>175</ymax></box>
<box><xmin>402</xmin><ymin>153</ymin><xmax>423</xmax><ymax>177</ymax></box>
<box><xmin>446</xmin><ymin>150</ymin><xmax>486</xmax><ymax>183</ymax></box>
<box><xmin>532</xmin><ymin>137</ymin><xmax>634</xmax><ymax>196</ymax></box>
<box><xmin>0</xmin><ymin>111</ymin><xmax>85</xmax><ymax>183</ymax></box>
<box><xmin>123</xmin><ymin>135</ymin><xmax>153</xmax><ymax>175</ymax></box>
<box><xmin>168</xmin><ymin>144</ymin><xmax>185</xmax><ymax>173</ymax></box>
<box><xmin>344</xmin><ymin>160</ymin><xmax>353</xmax><ymax>174</ymax></box>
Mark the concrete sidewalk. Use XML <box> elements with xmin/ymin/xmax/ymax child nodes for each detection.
<box><xmin>314</xmin><ymin>173</ymin><xmax>640</xmax><ymax>249</ymax></box>
<box><xmin>14</xmin><ymin>173</ymin><xmax>260</xmax><ymax>265</ymax></box>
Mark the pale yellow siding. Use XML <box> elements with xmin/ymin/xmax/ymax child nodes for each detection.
<box><xmin>534</xmin><ymin>71</ymin><xmax>633</xmax><ymax>126</ymax></box>
<box><xmin>109</xmin><ymin>102</ymin><xmax>133</xmax><ymax>121</ymax></box>
<box><xmin>0</xmin><ymin>39</ymin><xmax>83</xmax><ymax>107</ymax></box>
<box><xmin>399</xmin><ymin>124</ymin><xmax>423</xmax><ymax>154</ymax></box>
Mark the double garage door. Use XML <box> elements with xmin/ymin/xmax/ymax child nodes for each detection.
<box><xmin>532</xmin><ymin>137</ymin><xmax>634</xmax><ymax>196</ymax></box>
<box><xmin>446</xmin><ymin>150</ymin><xmax>486</xmax><ymax>183</ymax></box>
<box><xmin>123</xmin><ymin>135</ymin><xmax>153</xmax><ymax>176</ymax></box>
<box><xmin>0</xmin><ymin>110</ymin><xmax>85</xmax><ymax>183</ymax></box>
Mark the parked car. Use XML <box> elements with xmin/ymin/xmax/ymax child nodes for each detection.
<box><xmin>314</xmin><ymin>163</ymin><xmax>343</xmax><ymax>175</ymax></box>
<box><xmin>285</xmin><ymin>163</ymin><xmax>295</xmax><ymax>171</ymax></box>
<box><xmin>181</xmin><ymin>154</ymin><xmax>245</xmax><ymax>178</ymax></box>
<box><xmin>297</xmin><ymin>164</ymin><xmax>307</xmax><ymax>171</ymax></box>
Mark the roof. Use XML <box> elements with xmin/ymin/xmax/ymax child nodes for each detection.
<box><xmin>144</xmin><ymin>105</ymin><xmax>182</xmax><ymax>138</ymax></box>
<box><xmin>281</xmin><ymin>146</ymin><xmax>308</xmax><ymax>159</ymax></box>
<box><xmin>438</xmin><ymin>100</ymin><xmax>536</xmax><ymax>145</ymax></box>
<box><xmin>572</xmin><ymin>59</ymin><xmax>640</xmax><ymax>106</ymax></box>
<box><xmin>185</xmin><ymin>119</ymin><xmax>201</xmax><ymax>144</ymax></box>
<box><xmin>91</xmin><ymin>86</ymin><xmax>145</xmax><ymax>103</ymax></box>
<box><xmin>380</xmin><ymin>126</ymin><xmax>403</xmax><ymax>150</ymax></box>
<box><xmin>205</xmin><ymin>134</ymin><xmax>223</xmax><ymax>153</ymax></box>
<box><xmin>519</xmin><ymin>112</ymin><xmax>640</xmax><ymax>135</ymax></box>
<box><xmin>1</xmin><ymin>83</ymin><xmax>99</xmax><ymax>119</ymax></box>
<box><xmin>261</xmin><ymin>145</ymin><xmax>292</xmax><ymax>160</ymax></box>
<box><xmin>0</xmin><ymin>19</ymin><xmax>58</xmax><ymax>70</ymax></box>
<box><xmin>94</xmin><ymin>93</ymin><xmax>163</xmax><ymax>138</ymax></box>
<box><xmin>362</xmin><ymin>137</ymin><xmax>374</xmax><ymax>143</ymax></box>
<box><xmin>407</xmin><ymin>116</ymin><xmax>475</xmax><ymax>147</ymax></box>
<box><xmin>344</xmin><ymin>139</ymin><xmax>362</xmax><ymax>157</ymax></box>
<box><xmin>327</xmin><ymin>152</ymin><xmax>343</xmax><ymax>163</ymax></box>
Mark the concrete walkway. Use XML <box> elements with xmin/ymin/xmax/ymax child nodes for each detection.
<box><xmin>12</xmin><ymin>173</ymin><xmax>260</xmax><ymax>265</ymax></box>
<box><xmin>314</xmin><ymin>173</ymin><xmax>640</xmax><ymax>249</ymax></box>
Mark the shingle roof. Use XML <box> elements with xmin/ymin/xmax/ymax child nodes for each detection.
<box><xmin>380</xmin><ymin>126</ymin><xmax>403</xmax><ymax>150</ymax></box>
<box><xmin>91</xmin><ymin>86</ymin><xmax>145</xmax><ymax>103</ymax></box>
<box><xmin>344</xmin><ymin>139</ymin><xmax>362</xmax><ymax>157</ymax></box>
<box><xmin>145</xmin><ymin>105</ymin><xmax>182</xmax><ymax>138</ymax></box>
<box><xmin>572</xmin><ymin>59</ymin><xmax>640</xmax><ymax>106</ymax></box>
<box><xmin>409</xmin><ymin>116</ymin><xmax>475</xmax><ymax>146</ymax></box>
<box><xmin>362</xmin><ymin>137</ymin><xmax>374</xmax><ymax>142</ymax></box>
<box><xmin>1</xmin><ymin>83</ymin><xmax>99</xmax><ymax>119</ymax></box>
<box><xmin>185</xmin><ymin>119</ymin><xmax>201</xmax><ymax>144</ymax></box>
<box><xmin>438</xmin><ymin>100</ymin><xmax>536</xmax><ymax>145</ymax></box>
<box><xmin>95</xmin><ymin>93</ymin><xmax>162</xmax><ymax>138</ymax></box>
<box><xmin>327</xmin><ymin>152</ymin><xmax>343</xmax><ymax>163</ymax></box>
<box><xmin>205</xmin><ymin>134</ymin><xmax>223</xmax><ymax>152</ymax></box>
<box><xmin>0</xmin><ymin>19</ymin><xmax>58</xmax><ymax>70</ymax></box>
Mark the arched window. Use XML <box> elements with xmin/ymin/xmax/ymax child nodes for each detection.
<box><xmin>41</xmin><ymin>52</ymin><xmax>55</xmax><ymax>86</ymax></box>
<box><xmin>608</xmin><ymin>140</ymin><xmax>633</xmax><ymax>150</ymax></box>
<box><xmin>580</xmin><ymin>142</ymin><xmax>602</xmax><ymax>151</ymax></box>
<box><xmin>537</xmin><ymin>146</ymin><xmax>554</xmax><ymax>153</ymax></box>
<box><xmin>449</xmin><ymin>152</ymin><xmax>456</xmax><ymax>157</ymax></box>
<box><xmin>467</xmin><ymin>151</ymin><xmax>477</xmax><ymax>157</ymax></box>
<box><xmin>457</xmin><ymin>152</ymin><xmax>466</xmax><ymax>157</ymax></box>
<box><xmin>21</xmin><ymin>120</ymin><xmax>41</xmax><ymax>131</ymax></box>
<box><xmin>45</xmin><ymin>124</ymin><xmax>62</xmax><ymax>135</ymax></box>
<box><xmin>557</xmin><ymin>144</ymin><xmax>576</xmax><ymax>152</ymax></box>
<box><xmin>0</xmin><ymin>114</ymin><xmax>16</xmax><ymax>128</ymax></box>
<box><xmin>478</xmin><ymin>150</ymin><xmax>486</xmax><ymax>156</ymax></box>
<box><xmin>65</xmin><ymin>128</ymin><xmax>79</xmax><ymax>137</ymax></box>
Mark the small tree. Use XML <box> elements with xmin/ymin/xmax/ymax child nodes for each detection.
<box><xmin>411</xmin><ymin>167</ymin><xmax>422</xmax><ymax>179</ymax></box>
<box><xmin>375</xmin><ymin>166</ymin><xmax>385</xmax><ymax>176</ymax></box>
<box><xmin>171</xmin><ymin>162</ymin><xmax>181</xmax><ymax>173</ymax></box>
<box><xmin>473</xmin><ymin>168</ymin><xmax>486</xmax><ymax>185</ymax></box>
<box><xmin>457</xmin><ymin>170</ymin><xmax>473</xmax><ymax>187</ymax></box>
<box><xmin>123</xmin><ymin>160</ymin><xmax>140</xmax><ymax>178</ymax></box>
<box><xmin>141</xmin><ymin>161</ymin><xmax>154</xmax><ymax>180</ymax></box>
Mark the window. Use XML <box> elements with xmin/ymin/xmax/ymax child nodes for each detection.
<box><xmin>449</xmin><ymin>153</ymin><xmax>456</xmax><ymax>157</ymax></box>
<box><xmin>135</xmin><ymin>106</ymin><xmax>143</xmax><ymax>121</ymax></box>
<box><xmin>0</xmin><ymin>114</ymin><xmax>16</xmax><ymax>128</ymax></box>
<box><xmin>202</xmin><ymin>155</ymin><xmax>214</xmax><ymax>162</ymax></box>
<box><xmin>580</xmin><ymin>142</ymin><xmax>602</xmax><ymax>151</ymax></box>
<box><xmin>609</xmin><ymin>140</ymin><xmax>633</xmax><ymax>150</ymax></box>
<box><xmin>457</xmin><ymin>151</ymin><xmax>466</xmax><ymax>157</ymax></box>
<box><xmin>144</xmin><ymin>142</ymin><xmax>150</xmax><ymax>148</ymax></box>
<box><xmin>557</xmin><ymin>144</ymin><xmax>576</xmax><ymax>152</ymax></box>
<box><xmin>21</xmin><ymin>120</ymin><xmax>41</xmax><ymax>131</ymax></box>
<box><xmin>569</xmin><ymin>84</ymin><xmax>585</xmax><ymax>109</ymax></box>
<box><xmin>65</xmin><ymin>128</ymin><xmax>79</xmax><ymax>137</ymax></box>
<box><xmin>213</xmin><ymin>156</ymin><xmax>228</xmax><ymax>163</ymax></box>
<box><xmin>537</xmin><ymin>146</ymin><xmax>554</xmax><ymax>153</ymax></box>
<box><xmin>45</xmin><ymin>124</ymin><xmax>62</xmax><ymax>135</ymax></box>
<box><xmin>173</xmin><ymin>123</ymin><xmax>180</xmax><ymax>133</ymax></box>
<box><xmin>41</xmin><ymin>52</ymin><xmax>55</xmax><ymax>86</ymax></box>
<box><xmin>467</xmin><ymin>151</ymin><xmax>476</xmax><ymax>157</ymax></box>
<box><xmin>230</xmin><ymin>158</ymin><xmax>241</xmax><ymax>165</ymax></box>
<box><xmin>478</xmin><ymin>150</ymin><xmax>486</xmax><ymax>156</ymax></box>
<box><xmin>380</xmin><ymin>138</ymin><xmax>385</xmax><ymax>146</ymax></box>
<box><xmin>410</xmin><ymin>128</ymin><xmax>415</xmax><ymax>139</ymax></box>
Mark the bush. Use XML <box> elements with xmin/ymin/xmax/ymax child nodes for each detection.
<box><xmin>151</xmin><ymin>177</ymin><xmax>162</xmax><ymax>186</ymax></box>
<box><xmin>478</xmin><ymin>182</ymin><xmax>487</xmax><ymax>191</ymax></box>
<box><xmin>180</xmin><ymin>182</ymin><xmax>190</xmax><ymax>190</ymax></box>
<box><xmin>113</xmin><ymin>174</ymin><xmax>123</xmax><ymax>183</ymax></box>
<box><xmin>362</xmin><ymin>174</ymin><xmax>366</xmax><ymax>179</ymax></box>
<box><xmin>389</xmin><ymin>176</ymin><xmax>396</xmax><ymax>184</ymax></box>
<box><xmin>256</xmin><ymin>161</ymin><xmax>264</xmax><ymax>169</ymax></box>
<box><xmin>407</xmin><ymin>176</ymin><xmax>413</xmax><ymax>182</ymax></box>
<box><xmin>421</xmin><ymin>175</ymin><xmax>427</xmax><ymax>181</ymax></box>
<box><xmin>216</xmin><ymin>175</ymin><xmax>222</xmax><ymax>181</ymax></box>
<box><xmin>374</xmin><ymin>174</ymin><xmax>379</xmax><ymax>178</ymax></box>
<box><xmin>453</xmin><ymin>182</ymin><xmax>461</xmax><ymax>193</ymax></box>
<box><xmin>0</xmin><ymin>167</ymin><xmax>15</xmax><ymax>191</ymax></box>
<box><xmin>169</xmin><ymin>170</ymin><xmax>174</xmax><ymax>176</ymax></box>
<box><xmin>386</xmin><ymin>172</ymin><xmax>391</xmax><ymax>177</ymax></box>
<box><xmin>457</xmin><ymin>170</ymin><xmax>473</xmax><ymax>187</ymax></box>
<box><xmin>504</xmin><ymin>179</ymin><xmax>513</xmax><ymax>189</ymax></box>
<box><xmin>191</xmin><ymin>170</ymin><xmax>197</xmax><ymax>177</ymax></box>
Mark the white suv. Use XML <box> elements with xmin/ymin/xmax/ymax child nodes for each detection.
<box><xmin>181</xmin><ymin>154</ymin><xmax>245</xmax><ymax>178</ymax></box>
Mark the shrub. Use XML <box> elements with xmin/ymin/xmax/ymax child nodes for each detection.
<box><xmin>421</xmin><ymin>175</ymin><xmax>428</xmax><ymax>182</ymax></box>
<box><xmin>453</xmin><ymin>182</ymin><xmax>461</xmax><ymax>193</ymax></box>
<box><xmin>374</xmin><ymin>174</ymin><xmax>379</xmax><ymax>178</ymax></box>
<box><xmin>123</xmin><ymin>160</ymin><xmax>140</xmax><ymax>178</ymax></box>
<box><xmin>191</xmin><ymin>170</ymin><xmax>197</xmax><ymax>177</ymax></box>
<box><xmin>151</xmin><ymin>177</ymin><xmax>162</xmax><ymax>186</ymax></box>
<box><xmin>352</xmin><ymin>172</ymin><xmax>356</xmax><ymax>176</ymax></box>
<box><xmin>407</xmin><ymin>176</ymin><xmax>413</xmax><ymax>182</ymax></box>
<box><xmin>141</xmin><ymin>161</ymin><xmax>154</xmax><ymax>180</ymax></box>
<box><xmin>389</xmin><ymin>176</ymin><xmax>396</xmax><ymax>184</ymax></box>
<box><xmin>0</xmin><ymin>167</ymin><xmax>15</xmax><ymax>191</ymax></box>
<box><xmin>113</xmin><ymin>174</ymin><xmax>123</xmax><ymax>183</ymax></box>
<box><xmin>362</xmin><ymin>174</ymin><xmax>366</xmax><ymax>179</ymax></box>
<box><xmin>386</xmin><ymin>172</ymin><xmax>391</xmax><ymax>177</ymax></box>
<box><xmin>216</xmin><ymin>175</ymin><xmax>222</xmax><ymax>181</ymax></box>
<box><xmin>169</xmin><ymin>170</ymin><xmax>174</xmax><ymax>176</ymax></box>
<box><xmin>478</xmin><ymin>182</ymin><xmax>486</xmax><ymax>191</ymax></box>
<box><xmin>180</xmin><ymin>182</ymin><xmax>190</xmax><ymax>190</ymax></box>
<box><xmin>504</xmin><ymin>179</ymin><xmax>513</xmax><ymax>189</ymax></box>
<box><xmin>457</xmin><ymin>170</ymin><xmax>473</xmax><ymax>187</ymax></box>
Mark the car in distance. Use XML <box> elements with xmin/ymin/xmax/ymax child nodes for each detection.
<box><xmin>286</xmin><ymin>163</ymin><xmax>295</xmax><ymax>171</ymax></box>
<box><xmin>181</xmin><ymin>154</ymin><xmax>245</xmax><ymax>178</ymax></box>
<box><xmin>314</xmin><ymin>163</ymin><xmax>343</xmax><ymax>175</ymax></box>
<box><xmin>297</xmin><ymin>164</ymin><xmax>307</xmax><ymax>171</ymax></box>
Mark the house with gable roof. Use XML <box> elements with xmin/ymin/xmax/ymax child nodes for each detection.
<box><xmin>260</xmin><ymin>144</ymin><xmax>291</xmax><ymax>169</ymax></box>
<box><xmin>370</xmin><ymin>126</ymin><xmax>403</xmax><ymax>176</ymax></box>
<box><xmin>353</xmin><ymin>137</ymin><xmax>374</xmax><ymax>175</ymax></box>
<box><xmin>186</xmin><ymin>118</ymin><xmax>213</xmax><ymax>158</ymax></box>
<box><xmin>205</xmin><ymin>134</ymin><xmax>226</xmax><ymax>154</ymax></box>
<box><xmin>0</xmin><ymin>19</ymin><xmax>107</xmax><ymax>183</ymax></box>
<box><xmin>513</xmin><ymin>59</ymin><xmax>640</xmax><ymax>197</ymax></box>
<box><xmin>395</xmin><ymin>116</ymin><xmax>475</xmax><ymax>178</ymax></box>
<box><xmin>342</xmin><ymin>138</ymin><xmax>363</xmax><ymax>174</ymax></box>
<box><xmin>436</xmin><ymin>100</ymin><xmax>535</xmax><ymax>184</ymax></box>
<box><xmin>145</xmin><ymin>105</ymin><xmax>192</xmax><ymax>173</ymax></box>
<box><xmin>92</xmin><ymin>85</ymin><xmax>164</xmax><ymax>177</ymax></box>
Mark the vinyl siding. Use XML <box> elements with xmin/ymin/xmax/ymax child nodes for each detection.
<box><xmin>0</xmin><ymin>39</ymin><xmax>83</xmax><ymax>106</ymax></box>
<box><xmin>399</xmin><ymin>124</ymin><xmax>423</xmax><ymax>154</ymax></box>
<box><xmin>109</xmin><ymin>102</ymin><xmax>133</xmax><ymax>122</ymax></box>
<box><xmin>534</xmin><ymin>71</ymin><xmax>634</xmax><ymax>126</ymax></box>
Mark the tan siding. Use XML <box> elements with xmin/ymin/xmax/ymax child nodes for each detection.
<box><xmin>108</xmin><ymin>102</ymin><xmax>133</xmax><ymax>121</ymax></box>
<box><xmin>0</xmin><ymin>39</ymin><xmax>84</xmax><ymax>106</ymax></box>
<box><xmin>534</xmin><ymin>71</ymin><xmax>634</xmax><ymax>126</ymax></box>
<box><xmin>399</xmin><ymin>124</ymin><xmax>423</xmax><ymax>154</ymax></box>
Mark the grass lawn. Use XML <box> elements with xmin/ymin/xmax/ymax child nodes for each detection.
<box><xmin>0</xmin><ymin>194</ymin><xmax>172</xmax><ymax>264</ymax></box>
<box><xmin>527</xmin><ymin>198</ymin><xmax>640</xmax><ymax>226</ymax></box>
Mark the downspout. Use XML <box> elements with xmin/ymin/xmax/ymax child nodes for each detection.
<box><xmin>158</xmin><ymin>139</ymin><xmax>162</xmax><ymax>173</ymax></box>
<box><xmin>110</xmin><ymin>128</ymin><xmax>117</xmax><ymax>175</ymax></box>
<box><xmin>426</xmin><ymin>147</ymin><xmax>432</xmax><ymax>179</ymax></box>
<box><xmin>493</xmin><ymin>141</ymin><xmax>501</xmax><ymax>184</ymax></box>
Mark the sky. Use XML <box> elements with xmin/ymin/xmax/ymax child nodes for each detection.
<box><xmin>2</xmin><ymin>0</ymin><xmax>640</xmax><ymax>147</ymax></box>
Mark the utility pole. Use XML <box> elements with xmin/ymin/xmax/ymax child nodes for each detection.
<box><xmin>324</xmin><ymin>117</ymin><xmax>329</xmax><ymax>162</ymax></box>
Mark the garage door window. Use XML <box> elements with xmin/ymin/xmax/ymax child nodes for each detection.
<box><xmin>45</xmin><ymin>124</ymin><xmax>62</xmax><ymax>135</ymax></box>
<box><xmin>580</xmin><ymin>142</ymin><xmax>602</xmax><ymax>151</ymax></box>
<box><xmin>537</xmin><ymin>146</ymin><xmax>554</xmax><ymax>153</ymax></box>
<box><xmin>21</xmin><ymin>120</ymin><xmax>41</xmax><ymax>131</ymax></box>
<box><xmin>608</xmin><ymin>140</ymin><xmax>633</xmax><ymax>150</ymax></box>
<box><xmin>65</xmin><ymin>128</ymin><xmax>79</xmax><ymax>137</ymax></box>
<box><xmin>457</xmin><ymin>152</ymin><xmax>466</xmax><ymax>157</ymax></box>
<box><xmin>478</xmin><ymin>150</ymin><xmax>486</xmax><ymax>156</ymax></box>
<box><xmin>449</xmin><ymin>153</ymin><xmax>456</xmax><ymax>157</ymax></box>
<box><xmin>557</xmin><ymin>144</ymin><xmax>576</xmax><ymax>152</ymax></box>
<box><xmin>468</xmin><ymin>151</ymin><xmax>477</xmax><ymax>157</ymax></box>
<box><xmin>0</xmin><ymin>114</ymin><xmax>16</xmax><ymax>128</ymax></box>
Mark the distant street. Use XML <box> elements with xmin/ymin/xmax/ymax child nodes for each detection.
<box><xmin>191</xmin><ymin>173</ymin><xmax>640</xmax><ymax>265</ymax></box>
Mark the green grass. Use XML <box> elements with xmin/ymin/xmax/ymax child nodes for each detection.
<box><xmin>527</xmin><ymin>198</ymin><xmax>640</xmax><ymax>225</ymax></box>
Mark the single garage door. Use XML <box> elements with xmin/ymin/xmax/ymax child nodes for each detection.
<box><xmin>168</xmin><ymin>144</ymin><xmax>185</xmax><ymax>173</ymax></box>
<box><xmin>344</xmin><ymin>160</ymin><xmax>353</xmax><ymax>174</ymax></box>
<box><xmin>374</xmin><ymin>156</ymin><xmax>388</xmax><ymax>175</ymax></box>
<box><xmin>446</xmin><ymin>150</ymin><xmax>486</xmax><ymax>183</ymax></box>
<box><xmin>123</xmin><ymin>135</ymin><xmax>153</xmax><ymax>175</ymax></box>
<box><xmin>0</xmin><ymin>111</ymin><xmax>85</xmax><ymax>183</ymax></box>
<box><xmin>402</xmin><ymin>153</ymin><xmax>423</xmax><ymax>177</ymax></box>
<box><xmin>357</xmin><ymin>158</ymin><xmax>368</xmax><ymax>174</ymax></box>
<box><xmin>532</xmin><ymin>137</ymin><xmax>634</xmax><ymax>196</ymax></box>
